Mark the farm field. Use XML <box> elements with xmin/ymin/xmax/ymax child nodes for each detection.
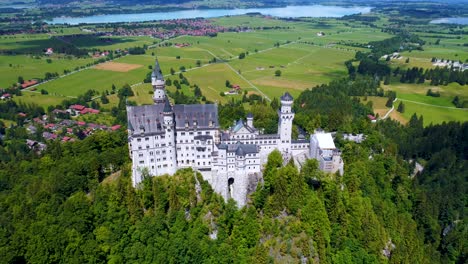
<box><xmin>399</xmin><ymin>99</ymin><xmax>468</xmax><ymax>125</ymax></box>
<box><xmin>63</xmin><ymin>35</ymin><xmax>157</xmax><ymax>51</ymax></box>
<box><xmin>381</xmin><ymin>81</ymin><xmax>468</xmax><ymax>125</ymax></box>
<box><xmin>1</xmin><ymin>14</ymin><xmax>466</xmax><ymax>128</ymax></box>
<box><xmin>383</xmin><ymin>82</ymin><xmax>467</xmax><ymax>102</ymax></box>
<box><xmin>0</xmin><ymin>54</ymin><xmax>97</xmax><ymax>87</ymax></box>
<box><xmin>13</xmin><ymin>91</ymin><xmax>66</xmax><ymax>108</ymax></box>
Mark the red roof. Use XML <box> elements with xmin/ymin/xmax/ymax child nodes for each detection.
<box><xmin>111</xmin><ymin>125</ymin><xmax>121</xmax><ymax>131</ymax></box>
<box><xmin>21</xmin><ymin>80</ymin><xmax>38</xmax><ymax>89</ymax></box>
<box><xmin>77</xmin><ymin>121</ymin><xmax>86</xmax><ymax>126</ymax></box>
<box><xmin>70</xmin><ymin>104</ymin><xmax>86</xmax><ymax>111</ymax></box>
<box><xmin>18</xmin><ymin>112</ymin><xmax>27</xmax><ymax>117</ymax></box>
<box><xmin>2</xmin><ymin>93</ymin><xmax>11</xmax><ymax>98</ymax></box>
<box><xmin>44</xmin><ymin>123</ymin><xmax>55</xmax><ymax>129</ymax></box>
<box><xmin>62</xmin><ymin>136</ymin><xmax>71</xmax><ymax>142</ymax></box>
<box><xmin>80</xmin><ymin>108</ymin><xmax>100</xmax><ymax>115</ymax></box>
<box><xmin>367</xmin><ymin>114</ymin><xmax>376</xmax><ymax>120</ymax></box>
<box><xmin>232</xmin><ymin>84</ymin><xmax>241</xmax><ymax>89</ymax></box>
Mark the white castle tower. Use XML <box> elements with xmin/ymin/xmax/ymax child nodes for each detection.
<box><xmin>152</xmin><ymin>60</ymin><xmax>166</xmax><ymax>104</ymax></box>
<box><xmin>278</xmin><ymin>92</ymin><xmax>294</xmax><ymax>153</ymax></box>
<box><xmin>162</xmin><ymin>99</ymin><xmax>177</xmax><ymax>175</ymax></box>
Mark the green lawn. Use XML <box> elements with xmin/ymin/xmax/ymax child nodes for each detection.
<box><xmin>400</xmin><ymin>99</ymin><xmax>468</xmax><ymax>126</ymax></box>
<box><xmin>67</xmin><ymin>35</ymin><xmax>157</xmax><ymax>51</ymax></box>
<box><xmin>0</xmin><ymin>55</ymin><xmax>97</xmax><ymax>87</ymax></box>
<box><xmin>13</xmin><ymin>91</ymin><xmax>66</xmax><ymax>108</ymax></box>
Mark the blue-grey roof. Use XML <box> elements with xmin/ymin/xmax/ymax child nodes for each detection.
<box><xmin>247</xmin><ymin>112</ymin><xmax>253</xmax><ymax>118</ymax></box>
<box><xmin>173</xmin><ymin>104</ymin><xmax>219</xmax><ymax>130</ymax></box>
<box><xmin>152</xmin><ymin>59</ymin><xmax>164</xmax><ymax>80</ymax></box>
<box><xmin>127</xmin><ymin>104</ymin><xmax>165</xmax><ymax>135</ymax></box>
<box><xmin>128</xmin><ymin>103</ymin><xmax>219</xmax><ymax>135</ymax></box>
<box><xmin>217</xmin><ymin>142</ymin><xmax>259</xmax><ymax>156</ymax></box>
<box><xmin>163</xmin><ymin>98</ymin><xmax>172</xmax><ymax>113</ymax></box>
<box><xmin>281</xmin><ymin>92</ymin><xmax>293</xmax><ymax>101</ymax></box>
<box><xmin>231</xmin><ymin>119</ymin><xmax>256</xmax><ymax>133</ymax></box>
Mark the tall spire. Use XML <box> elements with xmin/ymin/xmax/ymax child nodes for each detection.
<box><xmin>152</xmin><ymin>59</ymin><xmax>164</xmax><ymax>81</ymax></box>
<box><xmin>163</xmin><ymin>98</ymin><xmax>172</xmax><ymax>114</ymax></box>
<box><xmin>152</xmin><ymin>58</ymin><xmax>166</xmax><ymax>104</ymax></box>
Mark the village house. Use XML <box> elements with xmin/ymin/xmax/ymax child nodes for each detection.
<box><xmin>1</xmin><ymin>93</ymin><xmax>11</xmax><ymax>100</ymax></box>
<box><xmin>21</xmin><ymin>80</ymin><xmax>38</xmax><ymax>89</ymax></box>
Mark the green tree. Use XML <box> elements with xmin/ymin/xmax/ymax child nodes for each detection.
<box><xmin>397</xmin><ymin>101</ymin><xmax>405</xmax><ymax>113</ymax></box>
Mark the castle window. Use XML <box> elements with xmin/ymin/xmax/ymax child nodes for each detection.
<box><xmin>150</xmin><ymin>151</ymin><xmax>153</xmax><ymax>155</ymax></box>
<box><xmin>181</xmin><ymin>132</ymin><xmax>185</xmax><ymax>136</ymax></box>
<box><xmin>198</xmin><ymin>132</ymin><xmax>202</xmax><ymax>135</ymax></box>
<box><xmin>138</xmin><ymin>146</ymin><xmax>142</xmax><ymax>150</ymax></box>
<box><xmin>151</xmin><ymin>159</ymin><xmax>154</xmax><ymax>162</ymax></box>
<box><xmin>146</xmin><ymin>145</ymin><xmax>149</xmax><ymax>148</ymax></box>
<box><xmin>206</xmin><ymin>131</ymin><xmax>210</xmax><ymax>135</ymax></box>
<box><xmin>145</xmin><ymin>137</ymin><xmax>149</xmax><ymax>141</ymax></box>
<box><xmin>189</xmin><ymin>132</ymin><xmax>193</xmax><ymax>135</ymax></box>
<box><xmin>139</xmin><ymin>160</ymin><xmax>144</xmax><ymax>164</ymax></box>
<box><xmin>137</xmin><ymin>138</ymin><xmax>141</xmax><ymax>142</ymax></box>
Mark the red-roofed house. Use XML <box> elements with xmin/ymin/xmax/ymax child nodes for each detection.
<box><xmin>1</xmin><ymin>93</ymin><xmax>11</xmax><ymax>100</ymax></box>
<box><xmin>232</xmin><ymin>84</ymin><xmax>241</xmax><ymax>90</ymax></box>
<box><xmin>18</xmin><ymin>112</ymin><xmax>27</xmax><ymax>117</ymax></box>
<box><xmin>21</xmin><ymin>80</ymin><xmax>38</xmax><ymax>89</ymax></box>
<box><xmin>80</xmin><ymin>108</ymin><xmax>100</xmax><ymax>115</ymax></box>
<box><xmin>69</xmin><ymin>104</ymin><xmax>86</xmax><ymax>116</ymax></box>
<box><xmin>70</xmin><ymin>104</ymin><xmax>86</xmax><ymax>111</ymax></box>
<box><xmin>111</xmin><ymin>125</ymin><xmax>121</xmax><ymax>131</ymax></box>
<box><xmin>62</xmin><ymin>136</ymin><xmax>71</xmax><ymax>142</ymax></box>
<box><xmin>44</xmin><ymin>123</ymin><xmax>56</xmax><ymax>130</ymax></box>
<box><xmin>77</xmin><ymin>121</ymin><xmax>86</xmax><ymax>126</ymax></box>
<box><xmin>367</xmin><ymin>114</ymin><xmax>377</xmax><ymax>123</ymax></box>
<box><xmin>45</xmin><ymin>48</ymin><xmax>54</xmax><ymax>55</ymax></box>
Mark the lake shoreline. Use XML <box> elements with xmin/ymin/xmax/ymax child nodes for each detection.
<box><xmin>46</xmin><ymin>5</ymin><xmax>372</xmax><ymax>25</ymax></box>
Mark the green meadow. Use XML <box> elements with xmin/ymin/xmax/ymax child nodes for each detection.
<box><xmin>383</xmin><ymin>81</ymin><xmax>468</xmax><ymax>125</ymax></box>
<box><xmin>1</xmin><ymin>14</ymin><xmax>466</xmax><ymax>127</ymax></box>
<box><xmin>0</xmin><ymin>54</ymin><xmax>97</xmax><ymax>88</ymax></box>
<box><xmin>400</xmin><ymin>99</ymin><xmax>468</xmax><ymax>126</ymax></box>
<box><xmin>13</xmin><ymin>91</ymin><xmax>66</xmax><ymax>108</ymax></box>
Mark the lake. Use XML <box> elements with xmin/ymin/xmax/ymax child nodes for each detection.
<box><xmin>47</xmin><ymin>5</ymin><xmax>372</xmax><ymax>25</ymax></box>
<box><xmin>430</xmin><ymin>17</ymin><xmax>468</xmax><ymax>25</ymax></box>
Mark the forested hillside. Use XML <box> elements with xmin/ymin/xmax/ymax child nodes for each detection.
<box><xmin>0</xmin><ymin>82</ymin><xmax>466</xmax><ymax>263</ymax></box>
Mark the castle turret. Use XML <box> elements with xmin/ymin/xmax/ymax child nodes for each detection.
<box><xmin>152</xmin><ymin>59</ymin><xmax>166</xmax><ymax>104</ymax></box>
<box><xmin>278</xmin><ymin>92</ymin><xmax>294</xmax><ymax>152</ymax></box>
<box><xmin>246</xmin><ymin>113</ymin><xmax>254</xmax><ymax>128</ymax></box>
<box><xmin>163</xmin><ymin>99</ymin><xmax>177</xmax><ymax>174</ymax></box>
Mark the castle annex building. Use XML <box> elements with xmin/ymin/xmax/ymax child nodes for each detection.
<box><xmin>127</xmin><ymin>60</ymin><xmax>344</xmax><ymax>206</ymax></box>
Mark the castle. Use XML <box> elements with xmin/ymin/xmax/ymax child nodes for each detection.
<box><xmin>127</xmin><ymin>60</ymin><xmax>343</xmax><ymax>206</ymax></box>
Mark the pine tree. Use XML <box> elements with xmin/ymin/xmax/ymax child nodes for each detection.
<box><xmin>385</xmin><ymin>97</ymin><xmax>394</xmax><ymax>108</ymax></box>
<box><xmin>397</xmin><ymin>101</ymin><xmax>405</xmax><ymax>113</ymax></box>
